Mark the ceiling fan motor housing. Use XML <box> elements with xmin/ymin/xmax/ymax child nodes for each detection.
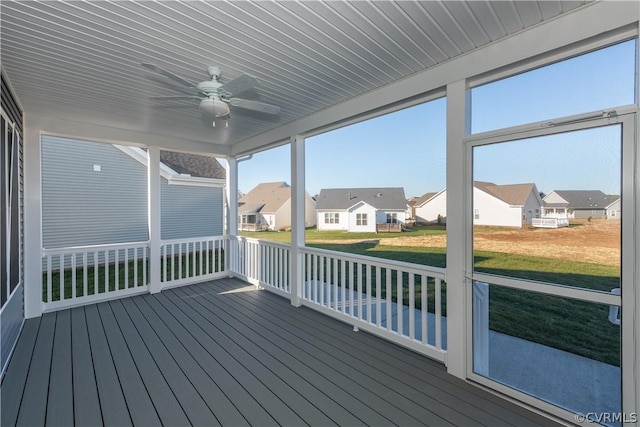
<box><xmin>199</xmin><ymin>98</ymin><xmax>230</xmax><ymax>117</ymax></box>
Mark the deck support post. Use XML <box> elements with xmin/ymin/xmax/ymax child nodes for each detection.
<box><xmin>148</xmin><ymin>146</ymin><xmax>161</xmax><ymax>294</ymax></box>
<box><xmin>226</xmin><ymin>156</ymin><xmax>238</xmax><ymax>273</ymax></box>
<box><xmin>290</xmin><ymin>135</ymin><xmax>305</xmax><ymax>307</ymax></box>
<box><xmin>23</xmin><ymin>117</ymin><xmax>43</xmax><ymax>318</ymax></box>
<box><xmin>445</xmin><ymin>80</ymin><xmax>470</xmax><ymax>379</ymax></box>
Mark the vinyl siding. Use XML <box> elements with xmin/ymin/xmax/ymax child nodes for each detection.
<box><xmin>1</xmin><ymin>72</ymin><xmax>24</xmax><ymax>375</ymax></box>
<box><xmin>160</xmin><ymin>182</ymin><xmax>223</xmax><ymax>239</ymax></box>
<box><xmin>42</xmin><ymin>136</ymin><xmax>148</xmax><ymax>248</ymax></box>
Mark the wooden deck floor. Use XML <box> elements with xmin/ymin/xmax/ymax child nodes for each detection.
<box><xmin>1</xmin><ymin>278</ymin><xmax>560</xmax><ymax>426</ymax></box>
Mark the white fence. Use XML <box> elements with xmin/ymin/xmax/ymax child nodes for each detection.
<box><xmin>300</xmin><ymin>246</ymin><xmax>447</xmax><ymax>362</ymax></box>
<box><xmin>532</xmin><ymin>217</ymin><xmax>569</xmax><ymax>228</ymax></box>
<box><xmin>229</xmin><ymin>237</ymin><xmax>291</xmax><ymax>296</ymax></box>
<box><xmin>42</xmin><ymin>241</ymin><xmax>150</xmax><ymax>312</ymax></box>
<box><xmin>160</xmin><ymin>236</ymin><xmax>228</xmax><ymax>289</ymax></box>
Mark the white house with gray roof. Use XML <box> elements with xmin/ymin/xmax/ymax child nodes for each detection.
<box><xmin>238</xmin><ymin>182</ymin><xmax>316</xmax><ymax>231</ymax></box>
<box><xmin>415</xmin><ymin>182</ymin><xmax>543</xmax><ymax>228</ymax></box>
<box><xmin>543</xmin><ymin>190</ymin><xmax>621</xmax><ymax>220</ymax></box>
<box><xmin>316</xmin><ymin>187</ymin><xmax>407</xmax><ymax>232</ymax></box>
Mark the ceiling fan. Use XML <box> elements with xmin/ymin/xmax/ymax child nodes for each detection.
<box><xmin>142</xmin><ymin>63</ymin><xmax>280</xmax><ymax>126</ymax></box>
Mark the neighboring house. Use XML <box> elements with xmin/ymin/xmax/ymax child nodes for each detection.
<box><xmin>414</xmin><ymin>182</ymin><xmax>542</xmax><ymax>228</ymax></box>
<box><xmin>238</xmin><ymin>182</ymin><xmax>316</xmax><ymax>231</ymax></box>
<box><xmin>316</xmin><ymin>187</ymin><xmax>407</xmax><ymax>232</ymax></box>
<box><xmin>41</xmin><ymin>136</ymin><xmax>226</xmax><ymax>248</ymax></box>
<box><xmin>414</xmin><ymin>190</ymin><xmax>446</xmax><ymax>224</ymax></box>
<box><xmin>474</xmin><ymin>182</ymin><xmax>542</xmax><ymax>227</ymax></box>
<box><xmin>543</xmin><ymin>190</ymin><xmax>621</xmax><ymax>219</ymax></box>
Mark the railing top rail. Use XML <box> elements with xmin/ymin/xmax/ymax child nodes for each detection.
<box><xmin>231</xmin><ymin>235</ymin><xmax>292</xmax><ymax>250</ymax></box>
<box><xmin>161</xmin><ymin>235</ymin><xmax>227</xmax><ymax>246</ymax></box>
<box><xmin>42</xmin><ymin>241</ymin><xmax>150</xmax><ymax>255</ymax></box>
<box><xmin>301</xmin><ymin>245</ymin><xmax>446</xmax><ymax>278</ymax></box>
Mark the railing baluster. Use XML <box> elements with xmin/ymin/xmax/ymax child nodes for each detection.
<box><xmin>386</xmin><ymin>268</ymin><xmax>392</xmax><ymax>331</ymax></box>
<box><xmin>60</xmin><ymin>254</ymin><xmax>65</xmax><ymax>300</ymax></box>
<box><xmin>124</xmin><ymin>248</ymin><xmax>129</xmax><ymax>289</ymax></box>
<box><xmin>47</xmin><ymin>255</ymin><xmax>52</xmax><ymax>303</ymax></box>
<box><xmin>421</xmin><ymin>275</ymin><xmax>428</xmax><ymax>345</ymax></box>
<box><xmin>376</xmin><ymin>266</ymin><xmax>382</xmax><ymax>328</ymax></box>
<box><xmin>397</xmin><ymin>270</ymin><xmax>403</xmax><ymax>336</ymax></box>
<box><xmin>435</xmin><ymin>278</ymin><xmax>442</xmax><ymax>350</ymax></box>
<box><xmin>357</xmin><ymin>263</ymin><xmax>363</xmax><ymax>321</ymax></box>
<box><xmin>94</xmin><ymin>251</ymin><xmax>99</xmax><ymax>294</ymax></box>
<box><xmin>115</xmin><ymin>249</ymin><xmax>120</xmax><ymax>290</ymax></box>
<box><xmin>366</xmin><ymin>264</ymin><xmax>372</xmax><ymax>323</ymax></box>
<box><xmin>340</xmin><ymin>260</ymin><xmax>346</xmax><ymax>315</ymax></box>
<box><xmin>333</xmin><ymin>258</ymin><xmax>338</xmax><ymax>311</ymax></box>
<box><xmin>83</xmin><ymin>252</ymin><xmax>88</xmax><ymax>297</ymax></box>
<box><xmin>409</xmin><ymin>273</ymin><xmax>415</xmax><ymax>340</ymax></box>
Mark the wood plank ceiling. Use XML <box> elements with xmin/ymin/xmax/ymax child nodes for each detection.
<box><xmin>1</xmin><ymin>1</ymin><xmax>589</xmax><ymax>153</ymax></box>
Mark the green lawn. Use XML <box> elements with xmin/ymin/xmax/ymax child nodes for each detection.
<box><xmin>238</xmin><ymin>225</ymin><xmax>447</xmax><ymax>243</ymax></box>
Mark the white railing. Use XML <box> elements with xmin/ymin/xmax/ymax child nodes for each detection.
<box><xmin>532</xmin><ymin>217</ymin><xmax>569</xmax><ymax>228</ymax></box>
<box><xmin>300</xmin><ymin>246</ymin><xmax>446</xmax><ymax>362</ymax></box>
<box><xmin>230</xmin><ymin>237</ymin><xmax>290</xmax><ymax>296</ymax></box>
<box><xmin>42</xmin><ymin>241</ymin><xmax>150</xmax><ymax>312</ymax></box>
<box><xmin>160</xmin><ymin>236</ymin><xmax>228</xmax><ymax>289</ymax></box>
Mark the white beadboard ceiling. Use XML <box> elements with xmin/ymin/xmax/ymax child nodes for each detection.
<box><xmin>1</xmin><ymin>1</ymin><xmax>590</xmax><ymax>154</ymax></box>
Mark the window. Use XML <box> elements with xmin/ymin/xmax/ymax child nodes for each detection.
<box><xmin>386</xmin><ymin>213</ymin><xmax>398</xmax><ymax>224</ymax></box>
<box><xmin>356</xmin><ymin>213</ymin><xmax>367</xmax><ymax>226</ymax></box>
<box><xmin>324</xmin><ymin>212</ymin><xmax>339</xmax><ymax>224</ymax></box>
<box><xmin>474</xmin><ymin>209</ymin><xmax>480</xmax><ymax>220</ymax></box>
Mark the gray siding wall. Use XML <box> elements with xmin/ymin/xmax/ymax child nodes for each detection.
<box><xmin>42</xmin><ymin>136</ymin><xmax>149</xmax><ymax>248</ymax></box>
<box><xmin>161</xmin><ymin>182</ymin><xmax>223</xmax><ymax>240</ymax></box>
<box><xmin>42</xmin><ymin>136</ymin><xmax>224</xmax><ymax>248</ymax></box>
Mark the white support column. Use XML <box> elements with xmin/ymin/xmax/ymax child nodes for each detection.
<box><xmin>445</xmin><ymin>80</ymin><xmax>471</xmax><ymax>378</ymax></box>
<box><xmin>290</xmin><ymin>135</ymin><xmax>305</xmax><ymax>307</ymax></box>
<box><xmin>226</xmin><ymin>156</ymin><xmax>238</xmax><ymax>237</ymax></box>
<box><xmin>23</xmin><ymin>117</ymin><xmax>42</xmax><ymax>318</ymax></box>
<box><xmin>226</xmin><ymin>156</ymin><xmax>238</xmax><ymax>273</ymax></box>
<box><xmin>148</xmin><ymin>146</ymin><xmax>161</xmax><ymax>294</ymax></box>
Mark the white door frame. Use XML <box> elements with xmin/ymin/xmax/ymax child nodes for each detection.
<box><xmin>463</xmin><ymin>110</ymin><xmax>637</xmax><ymax>423</ymax></box>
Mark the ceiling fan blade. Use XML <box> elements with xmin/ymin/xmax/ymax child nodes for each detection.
<box><xmin>228</xmin><ymin>98</ymin><xmax>280</xmax><ymax>115</ymax></box>
<box><xmin>219</xmin><ymin>74</ymin><xmax>259</xmax><ymax>97</ymax></box>
<box><xmin>141</xmin><ymin>63</ymin><xmax>196</xmax><ymax>88</ymax></box>
<box><xmin>149</xmin><ymin>95</ymin><xmax>202</xmax><ymax>101</ymax></box>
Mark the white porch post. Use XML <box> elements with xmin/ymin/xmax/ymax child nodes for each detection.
<box><xmin>445</xmin><ymin>80</ymin><xmax>470</xmax><ymax>378</ymax></box>
<box><xmin>290</xmin><ymin>135</ymin><xmax>305</xmax><ymax>307</ymax></box>
<box><xmin>226</xmin><ymin>156</ymin><xmax>238</xmax><ymax>237</ymax></box>
<box><xmin>226</xmin><ymin>156</ymin><xmax>238</xmax><ymax>273</ymax></box>
<box><xmin>23</xmin><ymin>117</ymin><xmax>42</xmax><ymax>318</ymax></box>
<box><xmin>148</xmin><ymin>146</ymin><xmax>161</xmax><ymax>294</ymax></box>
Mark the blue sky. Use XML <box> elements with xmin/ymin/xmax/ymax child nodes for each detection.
<box><xmin>239</xmin><ymin>40</ymin><xmax>636</xmax><ymax>198</ymax></box>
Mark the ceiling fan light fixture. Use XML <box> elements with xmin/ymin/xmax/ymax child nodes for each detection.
<box><xmin>199</xmin><ymin>97</ymin><xmax>230</xmax><ymax>117</ymax></box>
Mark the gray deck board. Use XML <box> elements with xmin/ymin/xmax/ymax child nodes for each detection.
<box><xmin>16</xmin><ymin>313</ymin><xmax>55</xmax><ymax>427</ymax></box>
<box><xmin>84</xmin><ymin>304</ymin><xmax>132</xmax><ymax>427</ymax></box>
<box><xmin>1</xmin><ymin>277</ymin><xmax>562</xmax><ymax>426</ymax></box>
<box><xmin>114</xmin><ymin>298</ymin><xmax>220</xmax><ymax>426</ymax></box>
<box><xmin>47</xmin><ymin>310</ymin><xmax>73</xmax><ymax>426</ymax></box>
<box><xmin>96</xmin><ymin>303</ymin><xmax>160</xmax><ymax>426</ymax></box>
<box><xmin>107</xmin><ymin>300</ymin><xmax>192</xmax><ymax>426</ymax></box>
<box><xmin>0</xmin><ymin>317</ymin><xmax>40</xmax><ymax>427</ymax></box>
<box><xmin>209</xmin><ymin>278</ymin><xmax>558</xmax><ymax>427</ymax></box>
<box><xmin>210</xmin><ymin>280</ymin><xmax>520</xmax><ymax>426</ymax></box>
<box><xmin>122</xmin><ymin>296</ymin><xmax>246</xmax><ymax>426</ymax></box>
<box><xmin>70</xmin><ymin>306</ymin><xmax>102</xmax><ymax>427</ymax></box>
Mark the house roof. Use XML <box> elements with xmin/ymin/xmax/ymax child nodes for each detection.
<box><xmin>316</xmin><ymin>188</ymin><xmax>407</xmax><ymax>211</ymax></box>
<box><xmin>238</xmin><ymin>182</ymin><xmax>291</xmax><ymax>214</ymax></box>
<box><xmin>414</xmin><ymin>191</ymin><xmax>439</xmax><ymax>208</ymax></box>
<box><xmin>544</xmin><ymin>190</ymin><xmax>620</xmax><ymax>209</ymax></box>
<box><xmin>475</xmin><ymin>182</ymin><xmax>537</xmax><ymax>206</ymax></box>
<box><xmin>159</xmin><ymin>151</ymin><xmax>226</xmax><ymax>180</ymax></box>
